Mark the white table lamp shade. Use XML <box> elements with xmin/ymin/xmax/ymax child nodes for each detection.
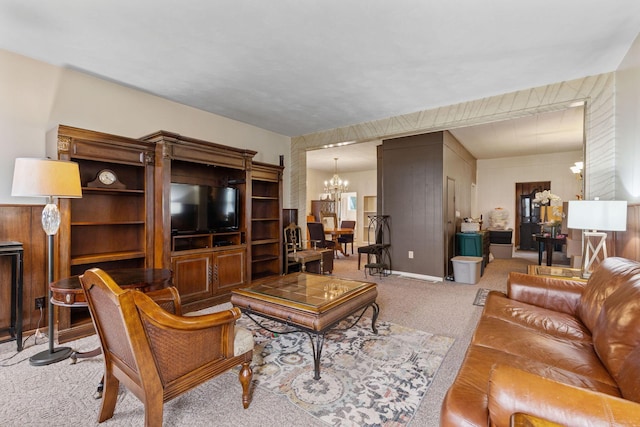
<box><xmin>11</xmin><ymin>158</ymin><xmax>82</xmax><ymax>198</ymax></box>
<box><xmin>567</xmin><ymin>200</ymin><xmax>627</xmax><ymax>231</ymax></box>
<box><xmin>10</xmin><ymin>157</ymin><xmax>82</xmax><ymax>366</ymax></box>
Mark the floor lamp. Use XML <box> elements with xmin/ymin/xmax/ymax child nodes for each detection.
<box><xmin>11</xmin><ymin>158</ymin><xmax>82</xmax><ymax>366</ymax></box>
<box><xmin>567</xmin><ymin>199</ymin><xmax>627</xmax><ymax>279</ymax></box>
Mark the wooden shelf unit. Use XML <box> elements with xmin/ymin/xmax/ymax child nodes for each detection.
<box><xmin>50</xmin><ymin>126</ymin><xmax>284</xmax><ymax>339</ymax></box>
<box><xmin>250</xmin><ymin>162</ymin><xmax>283</xmax><ymax>281</ymax></box>
<box><xmin>52</xmin><ymin>125</ymin><xmax>155</xmax><ymax>342</ymax></box>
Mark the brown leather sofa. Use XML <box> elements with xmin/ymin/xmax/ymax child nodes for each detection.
<box><xmin>441</xmin><ymin>257</ymin><xmax>640</xmax><ymax>426</ymax></box>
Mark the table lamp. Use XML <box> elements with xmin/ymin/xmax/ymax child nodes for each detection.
<box><xmin>567</xmin><ymin>199</ymin><xmax>627</xmax><ymax>279</ymax></box>
<box><xmin>11</xmin><ymin>158</ymin><xmax>82</xmax><ymax>366</ymax></box>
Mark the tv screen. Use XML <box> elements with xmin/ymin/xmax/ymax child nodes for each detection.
<box><xmin>170</xmin><ymin>183</ymin><xmax>210</xmax><ymax>233</ymax></box>
<box><xmin>170</xmin><ymin>183</ymin><xmax>239</xmax><ymax>234</ymax></box>
<box><xmin>208</xmin><ymin>187</ymin><xmax>239</xmax><ymax>231</ymax></box>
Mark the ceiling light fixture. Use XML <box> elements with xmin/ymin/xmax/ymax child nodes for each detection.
<box><xmin>324</xmin><ymin>158</ymin><xmax>348</xmax><ymax>199</ymax></box>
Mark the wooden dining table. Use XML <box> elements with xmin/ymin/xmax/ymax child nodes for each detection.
<box><xmin>325</xmin><ymin>228</ymin><xmax>354</xmax><ymax>257</ymax></box>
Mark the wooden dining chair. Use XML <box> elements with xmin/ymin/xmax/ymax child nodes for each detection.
<box><xmin>320</xmin><ymin>211</ymin><xmax>338</xmax><ymax>230</ymax></box>
<box><xmin>79</xmin><ymin>268</ymin><xmax>254</xmax><ymax>426</ymax></box>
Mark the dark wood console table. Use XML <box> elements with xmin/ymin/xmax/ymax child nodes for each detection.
<box><xmin>532</xmin><ymin>234</ymin><xmax>567</xmax><ymax>266</ymax></box>
<box><xmin>0</xmin><ymin>241</ymin><xmax>24</xmax><ymax>351</ymax></box>
<box><xmin>50</xmin><ymin>268</ymin><xmax>173</xmax><ymax>307</ymax></box>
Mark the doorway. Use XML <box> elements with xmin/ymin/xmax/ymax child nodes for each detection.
<box><xmin>445</xmin><ymin>177</ymin><xmax>456</xmax><ymax>279</ymax></box>
<box><xmin>515</xmin><ymin>181</ymin><xmax>550</xmax><ymax>250</ymax></box>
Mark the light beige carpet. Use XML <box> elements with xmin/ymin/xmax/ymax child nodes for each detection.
<box><xmin>0</xmin><ymin>250</ymin><xmax>535</xmax><ymax>426</ymax></box>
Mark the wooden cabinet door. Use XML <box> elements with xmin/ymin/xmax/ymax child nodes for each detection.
<box><xmin>214</xmin><ymin>248</ymin><xmax>245</xmax><ymax>292</ymax></box>
<box><xmin>171</xmin><ymin>253</ymin><xmax>212</xmax><ymax>303</ymax></box>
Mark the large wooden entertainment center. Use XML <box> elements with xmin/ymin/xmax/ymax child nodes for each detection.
<box><xmin>51</xmin><ymin>125</ymin><xmax>283</xmax><ymax>342</ymax></box>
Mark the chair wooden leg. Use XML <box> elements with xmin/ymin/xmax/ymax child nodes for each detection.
<box><xmin>144</xmin><ymin>396</ymin><xmax>164</xmax><ymax>427</ymax></box>
<box><xmin>239</xmin><ymin>361</ymin><xmax>253</xmax><ymax>409</ymax></box>
<box><xmin>98</xmin><ymin>371</ymin><xmax>119</xmax><ymax>422</ymax></box>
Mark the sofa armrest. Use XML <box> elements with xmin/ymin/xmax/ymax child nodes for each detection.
<box><xmin>488</xmin><ymin>364</ymin><xmax>640</xmax><ymax>427</ymax></box>
<box><xmin>507</xmin><ymin>272</ymin><xmax>585</xmax><ymax>315</ymax></box>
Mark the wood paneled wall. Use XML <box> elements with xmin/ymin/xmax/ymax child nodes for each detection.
<box><xmin>0</xmin><ymin>205</ymin><xmax>47</xmax><ymax>341</ymax></box>
<box><xmin>616</xmin><ymin>204</ymin><xmax>640</xmax><ymax>262</ymax></box>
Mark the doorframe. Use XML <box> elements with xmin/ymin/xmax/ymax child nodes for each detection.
<box><xmin>514</xmin><ymin>181</ymin><xmax>550</xmax><ymax>248</ymax></box>
<box><xmin>445</xmin><ymin>177</ymin><xmax>456</xmax><ymax>279</ymax></box>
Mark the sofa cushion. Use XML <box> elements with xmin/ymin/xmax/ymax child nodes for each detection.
<box><xmin>508</xmin><ymin>273</ymin><xmax>585</xmax><ymax>315</ymax></box>
<box><xmin>592</xmin><ymin>271</ymin><xmax>640</xmax><ymax>402</ymax></box>
<box><xmin>473</xmin><ymin>316</ymin><xmax>616</xmax><ymax>387</ymax></box>
<box><xmin>577</xmin><ymin>257</ymin><xmax>640</xmax><ymax>332</ymax></box>
<box><xmin>482</xmin><ymin>291</ymin><xmax>592</xmax><ymax>342</ymax></box>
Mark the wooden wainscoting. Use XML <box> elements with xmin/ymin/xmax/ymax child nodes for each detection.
<box><xmin>0</xmin><ymin>205</ymin><xmax>47</xmax><ymax>342</ymax></box>
<box><xmin>616</xmin><ymin>203</ymin><xmax>640</xmax><ymax>262</ymax></box>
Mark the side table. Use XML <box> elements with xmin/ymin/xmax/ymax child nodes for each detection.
<box><xmin>0</xmin><ymin>241</ymin><xmax>24</xmax><ymax>351</ymax></box>
<box><xmin>533</xmin><ymin>234</ymin><xmax>566</xmax><ymax>266</ymax></box>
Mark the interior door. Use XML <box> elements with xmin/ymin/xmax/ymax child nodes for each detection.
<box><xmin>514</xmin><ymin>181</ymin><xmax>550</xmax><ymax>249</ymax></box>
<box><xmin>445</xmin><ymin>177</ymin><xmax>456</xmax><ymax>279</ymax></box>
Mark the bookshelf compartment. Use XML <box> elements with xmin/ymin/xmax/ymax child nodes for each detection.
<box><xmin>71</xmin><ymin>224</ymin><xmax>144</xmax><ymax>258</ymax></box>
<box><xmin>71</xmin><ymin>192</ymin><xmax>145</xmax><ymax>223</ymax></box>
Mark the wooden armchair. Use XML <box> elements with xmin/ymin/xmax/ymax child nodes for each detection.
<box><xmin>79</xmin><ymin>268</ymin><xmax>254</xmax><ymax>426</ymax></box>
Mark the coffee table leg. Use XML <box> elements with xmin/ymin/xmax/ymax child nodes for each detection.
<box><xmin>370</xmin><ymin>302</ymin><xmax>380</xmax><ymax>334</ymax></box>
<box><xmin>306</xmin><ymin>332</ymin><xmax>326</xmax><ymax>380</ymax></box>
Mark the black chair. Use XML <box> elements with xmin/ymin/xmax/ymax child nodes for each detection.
<box><xmin>357</xmin><ymin>215</ymin><xmax>390</xmax><ymax>274</ymax></box>
<box><xmin>337</xmin><ymin>220</ymin><xmax>355</xmax><ymax>254</ymax></box>
<box><xmin>307</xmin><ymin>222</ymin><xmax>337</xmax><ymax>256</ymax></box>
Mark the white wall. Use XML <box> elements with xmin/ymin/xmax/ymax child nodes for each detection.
<box><xmin>615</xmin><ymin>32</ymin><xmax>640</xmax><ymax>202</ymax></box>
<box><xmin>0</xmin><ymin>50</ymin><xmax>291</xmax><ymax>205</ymax></box>
<box><xmin>477</xmin><ymin>150</ymin><xmax>583</xmax><ymax>230</ymax></box>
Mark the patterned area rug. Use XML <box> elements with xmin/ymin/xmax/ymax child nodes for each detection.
<box><xmin>473</xmin><ymin>288</ymin><xmax>490</xmax><ymax>306</ymax></box>
<box><xmin>238</xmin><ymin>315</ymin><xmax>454</xmax><ymax>427</ymax></box>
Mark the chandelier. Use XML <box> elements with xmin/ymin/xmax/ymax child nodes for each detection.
<box><xmin>324</xmin><ymin>158</ymin><xmax>348</xmax><ymax>201</ymax></box>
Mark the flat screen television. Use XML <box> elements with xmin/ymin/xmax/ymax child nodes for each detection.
<box><xmin>208</xmin><ymin>186</ymin><xmax>239</xmax><ymax>231</ymax></box>
<box><xmin>170</xmin><ymin>183</ymin><xmax>239</xmax><ymax>234</ymax></box>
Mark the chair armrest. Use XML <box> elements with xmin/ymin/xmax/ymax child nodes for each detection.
<box><xmin>488</xmin><ymin>364</ymin><xmax>640</xmax><ymax>427</ymax></box>
<box><xmin>144</xmin><ymin>286</ymin><xmax>182</xmax><ymax>315</ymax></box>
<box><xmin>133</xmin><ymin>292</ymin><xmax>250</xmax><ymax>384</ymax></box>
<box><xmin>507</xmin><ymin>272</ymin><xmax>585</xmax><ymax>315</ymax></box>
<box><xmin>133</xmin><ymin>291</ymin><xmax>241</xmax><ymax>331</ymax></box>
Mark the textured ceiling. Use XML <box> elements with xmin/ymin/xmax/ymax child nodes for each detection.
<box><xmin>1</xmin><ymin>0</ymin><xmax>638</xmax><ymax>139</ymax></box>
<box><xmin>1</xmin><ymin>2</ymin><xmax>636</xmax><ymax>172</ymax></box>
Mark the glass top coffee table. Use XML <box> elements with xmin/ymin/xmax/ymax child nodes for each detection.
<box><xmin>231</xmin><ymin>273</ymin><xmax>379</xmax><ymax>379</ymax></box>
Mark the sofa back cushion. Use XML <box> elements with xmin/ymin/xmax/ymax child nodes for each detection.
<box><xmin>592</xmin><ymin>269</ymin><xmax>640</xmax><ymax>402</ymax></box>
<box><xmin>577</xmin><ymin>257</ymin><xmax>640</xmax><ymax>332</ymax></box>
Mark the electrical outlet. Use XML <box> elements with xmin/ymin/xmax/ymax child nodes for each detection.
<box><xmin>35</xmin><ymin>297</ymin><xmax>45</xmax><ymax>309</ymax></box>
<box><xmin>408</xmin><ymin>251</ymin><xmax>414</xmax><ymax>259</ymax></box>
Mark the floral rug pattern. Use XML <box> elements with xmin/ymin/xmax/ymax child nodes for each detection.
<box><xmin>237</xmin><ymin>315</ymin><xmax>454</xmax><ymax>427</ymax></box>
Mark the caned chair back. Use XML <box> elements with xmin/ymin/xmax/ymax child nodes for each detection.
<box><xmin>80</xmin><ymin>269</ymin><xmax>147</xmax><ymax>383</ymax></box>
<box><xmin>79</xmin><ymin>268</ymin><xmax>253</xmax><ymax>426</ymax></box>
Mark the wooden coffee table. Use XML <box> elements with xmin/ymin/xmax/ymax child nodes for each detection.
<box><xmin>231</xmin><ymin>273</ymin><xmax>379</xmax><ymax>379</ymax></box>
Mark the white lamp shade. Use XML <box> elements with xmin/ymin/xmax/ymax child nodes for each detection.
<box><xmin>11</xmin><ymin>158</ymin><xmax>82</xmax><ymax>198</ymax></box>
<box><xmin>567</xmin><ymin>200</ymin><xmax>628</xmax><ymax>231</ymax></box>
